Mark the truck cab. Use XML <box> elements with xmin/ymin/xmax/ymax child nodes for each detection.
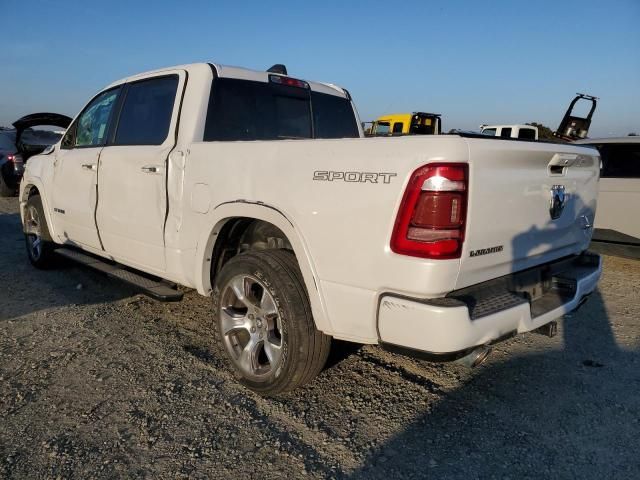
<box><xmin>480</xmin><ymin>124</ymin><xmax>538</xmax><ymax>140</ymax></box>
<box><xmin>367</xmin><ymin>112</ymin><xmax>441</xmax><ymax>136</ymax></box>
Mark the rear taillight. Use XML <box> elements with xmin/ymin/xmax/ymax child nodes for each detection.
<box><xmin>391</xmin><ymin>163</ymin><xmax>468</xmax><ymax>259</ymax></box>
<box><xmin>7</xmin><ymin>154</ymin><xmax>24</xmax><ymax>172</ymax></box>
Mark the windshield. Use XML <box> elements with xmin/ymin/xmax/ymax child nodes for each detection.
<box><xmin>20</xmin><ymin>129</ymin><xmax>63</xmax><ymax>146</ymax></box>
<box><xmin>375</xmin><ymin>122</ymin><xmax>391</xmax><ymax>135</ymax></box>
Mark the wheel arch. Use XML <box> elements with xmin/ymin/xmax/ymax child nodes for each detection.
<box><xmin>19</xmin><ymin>180</ymin><xmax>57</xmax><ymax>240</ymax></box>
<box><xmin>194</xmin><ymin>201</ymin><xmax>333</xmax><ymax>335</ymax></box>
<box><xmin>21</xmin><ymin>183</ymin><xmax>40</xmax><ymax>201</ymax></box>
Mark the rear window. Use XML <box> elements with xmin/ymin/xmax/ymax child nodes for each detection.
<box><xmin>518</xmin><ymin>128</ymin><xmax>536</xmax><ymax>140</ymax></box>
<box><xmin>204</xmin><ymin>78</ymin><xmax>358</xmax><ymax>141</ymax></box>
<box><xmin>311</xmin><ymin>91</ymin><xmax>359</xmax><ymax>139</ymax></box>
<box><xmin>410</xmin><ymin>118</ymin><xmax>437</xmax><ymax>135</ymax></box>
<box><xmin>597</xmin><ymin>143</ymin><xmax>640</xmax><ymax>178</ymax></box>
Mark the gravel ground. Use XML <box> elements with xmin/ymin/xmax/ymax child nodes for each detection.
<box><xmin>1</xmin><ymin>195</ymin><xmax>639</xmax><ymax>479</ymax></box>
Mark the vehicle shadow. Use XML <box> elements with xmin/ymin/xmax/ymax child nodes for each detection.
<box><xmin>0</xmin><ymin>211</ymin><xmax>136</xmax><ymax>321</ymax></box>
<box><xmin>325</xmin><ymin>339</ymin><xmax>364</xmax><ymax>370</ymax></box>
<box><xmin>347</xmin><ymin>290</ymin><xmax>639</xmax><ymax>479</ymax></box>
<box><xmin>348</xmin><ymin>190</ymin><xmax>639</xmax><ymax>478</ymax></box>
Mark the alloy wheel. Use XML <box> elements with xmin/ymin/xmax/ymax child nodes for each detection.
<box><xmin>219</xmin><ymin>274</ymin><xmax>284</xmax><ymax>380</ymax></box>
<box><xmin>25</xmin><ymin>205</ymin><xmax>42</xmax><ymax>260</ymax></box>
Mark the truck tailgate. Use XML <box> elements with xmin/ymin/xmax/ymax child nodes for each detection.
<box><xmin>456</xmin><ymin>138</ymin><xmax>600</xmax><ymax>289</ymax></box>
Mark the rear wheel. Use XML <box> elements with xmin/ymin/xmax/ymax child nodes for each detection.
<box><xmin>24</xmin><ymin>194</ymin><xmax>56</xmax><ymax>268</ymax></box>
<box><xmin>212</xmin><ymin>249</ymin><xmax>331</xmax><ymax>395</ymax></box>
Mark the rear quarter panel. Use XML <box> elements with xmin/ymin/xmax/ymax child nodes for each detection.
<box><xmin>181</xmin><ymin>136</ymin><xmax>469</xmax><ymax>341</ymax></box>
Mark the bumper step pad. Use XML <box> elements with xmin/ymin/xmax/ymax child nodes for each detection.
<box><xmin>55</xmin><ymin>247</ymin><xmax>183</xmax><ymax>302</ymax></box>
<box><xmin>443</xmin><ymin>252</ymin><xmax>600</xmax><ymax>321</ymax></box>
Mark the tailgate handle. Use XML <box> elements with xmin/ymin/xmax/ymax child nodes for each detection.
<box><xmin>548</xmin><ymin>153</ymin><xmax>577</xmax><ymax>176</ymax></box>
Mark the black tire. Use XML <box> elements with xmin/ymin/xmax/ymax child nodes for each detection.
<box><xmin>24</xmin><ymin>194</ymin><xmax>56</xmax><ymax>269</ymax></box>
<box><xmin>212</xmin><ymin>249</ymin><xmax>331</xmax><ymax>395</ymax></box>
<box><xmin>0</xmin><ymin>172</ymin><xmax>15</xmax><ymax>197</ymax></box>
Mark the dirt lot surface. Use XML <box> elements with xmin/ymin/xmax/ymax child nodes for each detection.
<box><xmin>1</xmin><ymin>195</ymin><xmax>639</xmax><ymax>479</ymax></box>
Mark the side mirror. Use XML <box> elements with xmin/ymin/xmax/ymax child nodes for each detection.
<box><xmin>61</xmin><ymin>125</ymin><xmax>76</xmax><ymax>149</ymax></box>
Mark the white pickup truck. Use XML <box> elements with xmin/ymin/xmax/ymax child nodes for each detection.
<box><xmin>20</xmin><ymin>62</ymin><xmax>602</xmax><ymax>394</ymax></box>
<box><xmin>480</xmin><ymin>124</ymin><xmax>539</xmax><ymax>140</ymax></box>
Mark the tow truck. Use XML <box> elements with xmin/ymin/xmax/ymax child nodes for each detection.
<box><xmin>365</xmin><ymin>112</ymin><xmax>441</xmax><ymax>136</ymax></box>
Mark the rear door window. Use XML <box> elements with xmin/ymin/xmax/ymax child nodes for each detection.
<box><xmin>392</xmin><ymin>122</ymin><xmax>404</xmax><ymax>134</ymax></box>
<box><xmin>500</xmin><ymin>128</ymin><xmax>512</xmax><ymax>138</ymax></box>
<box><xmin>599</xmin><ymin>143</ymin><xmax>640</xmax><ymax>178</ymax></box>
<box><xmin>114</xmin><ymin>75</ymin><xmax>179</xmax><ymax>145</ymax></box>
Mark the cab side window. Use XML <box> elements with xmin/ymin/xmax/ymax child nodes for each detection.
<box><xmin>71</xmin><ymin>88</ymin><xmax>121</xmax><ymax>148</ymax></box>
<box><xmin>113</xmin><ymin>76</ymin><xmax>179</xmax><ymax>145</ymax></box>
<box><xmin>500</xmin><ymin>128</ymin><xmax>512</xmax><ymax>138</ymax></box>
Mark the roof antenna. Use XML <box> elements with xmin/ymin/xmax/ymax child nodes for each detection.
<box><xmin>267</xmin><ymin>64</ymin><xmax>288</xmax><ymax>75</ymax></box>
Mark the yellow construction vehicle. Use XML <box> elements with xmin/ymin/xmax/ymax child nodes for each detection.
<box><xmin>365</xmin><ymin>112</ymin><xmax>442</xmax><ymax>136</ymax></box>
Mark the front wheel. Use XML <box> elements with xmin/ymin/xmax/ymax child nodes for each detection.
<box><xmin>24</xmin><ymin>194</ymin><xmax>56</xmax><ymax>268</ymax></box>
<box><xmin>212</xmin><ymin>249</ymin><xmax>331</xmax><ymax>395</ymax></box>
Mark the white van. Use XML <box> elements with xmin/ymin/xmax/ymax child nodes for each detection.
<box><xmin>575</xmin><ymin>137</ymin><xmax>640</xmax><ymax>244</ymax></box>
<box><xmin>480</xmin><ymin>124</ymin><xmax>538</xmax><ymax>140</ymax></box>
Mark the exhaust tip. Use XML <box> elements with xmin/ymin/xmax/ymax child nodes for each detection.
<box><xmin>456</xmin><ymin>345</ymin><xmax>492</xmax><ymax>368</ymax></box>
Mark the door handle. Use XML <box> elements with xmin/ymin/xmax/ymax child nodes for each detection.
<box><xmin>141</xmin><ymin>165</ymin><xmax>164</xmax><ymax>174</ymax></box>
<box><xmin>81</xmin><ymin>163</ymin><xmax>97</xmax><ymax>171</ymax></box>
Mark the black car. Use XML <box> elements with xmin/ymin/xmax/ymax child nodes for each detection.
<box><xmin>0</xmin><ymin>113</ymin><xmax>71</xmax><ymax>196</ymax></box>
